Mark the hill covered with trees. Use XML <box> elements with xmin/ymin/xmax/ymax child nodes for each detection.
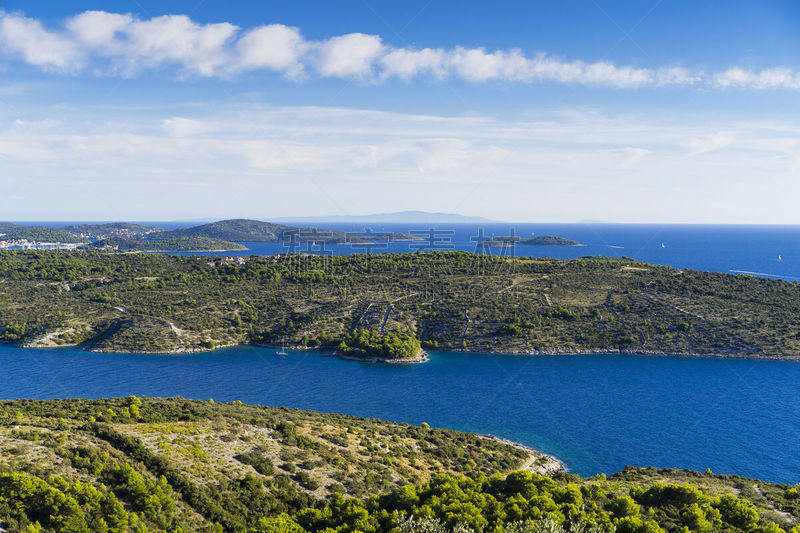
<box><xmin>149</xmin><ymin>219</ymin><xmax>416</xmax><ymax>244</ymax></box>
<box><xmin>85</xmin><ymin>236</ymin><xmax>247</xmax><ymax>252</ymax></box>
<box><xmin>0</xmin><ymin>398</ymin><xmax>797</xmax><ymax>532</ymax></box>
<box><xmin>1</xmin><ymin>250</ymin><xmax>800</xmax><ymax>358</ymax></box>
<box><xmin>1</xmin><ymin>251</ymin><xmax>800</xmax><ymax>357</ymax></box>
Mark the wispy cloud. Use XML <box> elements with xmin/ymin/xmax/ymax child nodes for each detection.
<box><xmin>713</xmin><ymin>67</ymin><xmax>800</xmax><ymax>90</ymax></box>
<box><xmin>0</xmin><ymin>9</ymin><xmax>793</xmax><ymax>90</ymax></box>
<box><xmin>2</xmin><ymin>103</ymin><xmax>799</xmax><ymax>221</ymax></box>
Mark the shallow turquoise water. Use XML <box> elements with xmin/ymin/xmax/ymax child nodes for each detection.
<box><xmin>1</xmin><ymin>345</ymin><xmax>797</xmax><ymax>484</ymax></box>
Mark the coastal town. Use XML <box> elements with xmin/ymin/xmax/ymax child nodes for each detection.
<box><xmin>0</xmin><ymin>237</ymin><xmax>82</xmax><ymax>250</ymax></box>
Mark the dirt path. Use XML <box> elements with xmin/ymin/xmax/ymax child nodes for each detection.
<box><xmin>168</xmin><ymin>322</ymin><xmax>185</xmax><ymax>346</ymax></box>
<box><xmin>753</xmin><ymin>484</ymin><xmax>796</xmax><ymax>524</ymax></box>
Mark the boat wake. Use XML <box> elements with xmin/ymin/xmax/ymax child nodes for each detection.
<box><xmin>729</xmin><ymin>270</ymin><xmax>797</xmax><ymax>280</ymax></box>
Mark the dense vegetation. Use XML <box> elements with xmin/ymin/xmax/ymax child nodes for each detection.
<box><xmin>1</xmin><ymin>219</ymin><xmax>416</xmax><ymax>250</ymax></box>
<box><xmin>520</xmin><ymin>236</ymin><xmax>582</xmax><ymax>246</ymax></box>
<box><xmin>149</xmin><ymin>219</ymin><xmax>299</xmax><ymax>242</ymax></box>
<box><xmin>0</xmin><ymin>250</ymin><xmax>799</xmax><ymax>357</ymax></box>
<box><xmin>0</xmin><ymin>397</ymin><xmax>534</xmax><ymax>532</ymax></box>
<box><xmin>0</xmin><ymin>398</ymin><xmax>797</xmax><ymax>532</ymax></box>
<box><xmin>0</xmin><ymin>227</ymin><xmax>87</xmax><ymax>244</ymax></box>
<box><xmin>149</xmin><ymin>219</ymin><xmax>414</xmax><ymax>244</ymax></box>
<box><xmin>338</xmin><ymin>328</ymin><xmax>423</xmax><ymax>360</ymax></box>
<box><xmin>483</xmin><ymin>236</ymin><xmax>582</xmax><ymax>247</ymax></box>
<box><xmin>85</xmin><ymin>236</ymin><xmax>247</xmax><ymax>252</ymax></box>
<box><xmin>59</xmin><ymin>223</ymin><xmax>163</xmax><ymax>240</ymax></box>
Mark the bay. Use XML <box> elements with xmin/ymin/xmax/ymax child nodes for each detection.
<box><xmin>1</xmin><ymin>344</ymin><xmax>798</xmax><ymax>484</ymax></box>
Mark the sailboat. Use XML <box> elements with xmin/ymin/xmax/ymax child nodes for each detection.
<box><xmin>276</xmin><ymin>338</ymin><xmax>288</xmax><ymax>356</ymax></box>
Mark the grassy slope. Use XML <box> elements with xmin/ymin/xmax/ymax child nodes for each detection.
<box><xmin>0</xmin><ymin>397</ymin><xmax>530</xmax><ymax>531</ymax></box>
<box><xmin>0</xmin><ymin>399</ymin><xmax>797</xmax><ymax>532</ymax></box>
<box><xmin>1</xmin><ymin>251</ymin><xmax>799</xmax><ymax>356</ymax></box>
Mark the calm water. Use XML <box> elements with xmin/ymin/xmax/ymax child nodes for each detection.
<box><xmin>1</xmin><ymin>344</ymin><xmax>798</xmax><ymax>484</ymax></box>
<box><xmin>7</xmin><ymin>223</ymin><xmax>800</xmax><ymax>483</ymax></box>
<box><xmin>167</xmin><ymin>223</ymin><xmax>800</xmax><ymax>283</ymax></box>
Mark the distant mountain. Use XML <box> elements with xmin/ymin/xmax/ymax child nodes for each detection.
<box><xmin>273</xmin><ymin>211</ymin><xmax>499</xmax><ymax>224</ymax></box>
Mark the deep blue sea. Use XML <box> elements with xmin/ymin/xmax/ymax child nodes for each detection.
<box><xmin>1</xmin><ymin>345</ymin><xmax>798</xmax><ymax>484</ymax></box>
<box><xmin>4</xmin><ymin>223</ymin><xmax>800</xmax><ymax>483</ymax></box>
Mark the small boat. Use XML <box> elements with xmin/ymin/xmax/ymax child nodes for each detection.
<box><xmin>276</xmin><ymin>338</ymin><xmax>288</xmax><ymax>356</ymax></box>
<box><xmin>661</xmin><ymin>243</ymin><xmax>666</xmax><ymax>248</ymax></box>
<box><xmin>778</xmin><ymin>255</ymin><xmax>782</xmax><ymax>262</ymax></box>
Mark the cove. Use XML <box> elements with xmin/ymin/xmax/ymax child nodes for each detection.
<box><xmin>1</xmin><ymin>344</ymin><xmax>798</xmax><ymax>484</ymax></box>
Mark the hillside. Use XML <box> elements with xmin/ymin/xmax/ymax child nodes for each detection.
<box><xmin>1</xmin><ymin>251</ymin><xmax>800</xmax><ymax>357</ymax></box>
<box><xmin>0</xmin><ymin>226</ymin><xmax>87</xmax><ymax>244</ymax></box>
<box><xmin>152</xmin><ymin>219</ymin><xmax>418</xmax><ymax>244</ymax></box>
<box><xmin>153</xmin><ymin>219</ymin><xmax>295</xmax><ymax>242</ymax></box>
<box><xmin>59</xmin><ymin>223</ymin><xmax>164</xmax><ymax>240</ymax></box>
<box><xmin>0</xmin><ymin>398</ymin><xmax>797</xmax><ymax>532</ymax></box>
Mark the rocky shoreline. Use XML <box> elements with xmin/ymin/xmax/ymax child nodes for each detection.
<box><xmin>10</xmin><ymin>338</ymin><xmax>800</xmax><ymax>362</ymax></box>
<box><xmin>481</xmin><ymin>434</ymin><xmax>565</xmax><ymax>476</ymax></box>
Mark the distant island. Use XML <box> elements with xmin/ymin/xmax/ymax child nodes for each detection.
<box><xmin>0</xmin><ymin>396</ymin><xmax>795</xmax><ymax>533</ymax></box>
<box><xmin>0</xmin><ymin>219</ymin><xmax>420</xmax><ymax>252</ymax></box>
<box><xmin>483</xmin><ymin>235</ymin><xmax>583</xmax><ymax>247</ymax></box>
<box><xmin>2</xmin><ymin>250</ymin><xmax>799</xmax><ymax>359</ymax></box>
<box><xmin>273</xmin><ymin>210</ymin><xmax>500</xmax><ymax>224</ymax></box>
<box><xmin>523</xmin><ymin>235</ymin><xmax>582</xmax><ymax>246</ymax></box>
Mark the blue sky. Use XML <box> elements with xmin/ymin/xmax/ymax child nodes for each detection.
<box><xmin>1</xmin><ymin>1</ymin><xmax>800</xmax><ymax>222</ymax></box>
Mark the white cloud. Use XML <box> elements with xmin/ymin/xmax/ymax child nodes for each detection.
<box><xmin>379</xmin><ymin>48</ymin><xmax>447</xmax><ymax>80</ymax></box>
<box><xmin>683</xmin><ymin>132</ymin><xmax>735</xmax><ymax>154</ymax></box>
<box><xmin>234</xmin><ymin>24</ymin><xmax>306</xmax><ymax>77</ymax></box>
<box><xmin>121</xmin><ymin>15</ymin><xmax>238</xmax><ymax>76</ymax></box>
<box><xmin>66</xmin><ymin>11</ymin><xmax>132</xmax><ymax>48</ymax></box>
<box><xmin>0</xmin><ymin>9</ymin><xmax>797</xmax><ymax>90</ymax></box>
<box><xmin>656</xmin><ymin>66</ymin><xmax>699</xmax><ymax>86</ymax></box>
<box><xmin>714</xmin><ymin>67</ymin><xmax>800</xmax><ymax>90</ymax></box>
<box><xmin>0</xmin><ymin>11</ymin><xmax>84</xmax><ymax>71</ymax></box>
<box><xmin>163</xmin><ymin>117</ymin><xmax>214</xmax><ymax>137</ymax></box>
<box><xmin>314</xmin><ymin>33</ymin><xmax>385</xmax><ymax>78</ymax></box>
<box><xmin>447</xmin><ymin>47</ymin><xmax>507</xmax><ymax>82</ymax></box>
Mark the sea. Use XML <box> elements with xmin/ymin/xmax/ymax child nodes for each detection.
<box><xmin>167</xmin><ymin>223</ymin><xmax>800</xmax><ymax>283</ymax></box>
<box><xmin>2</xmin><ymin>222</ymin><xmax>799</xmax><ymax>483</ymax></box>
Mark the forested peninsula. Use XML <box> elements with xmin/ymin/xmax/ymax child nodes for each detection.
<box><xmin>0</xmin><ymin>398</ymin><xmax>798</xmax><ymax>532</ymax></box>
<box><xmin>0</xmin><ymin>219</ymin><xmax>419</xmax><ymax>253</ymax></box>
<box><xmin>1</xmin><ymin>250</ymin><xmax>799</xmax><ymax>359</ymax></box>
